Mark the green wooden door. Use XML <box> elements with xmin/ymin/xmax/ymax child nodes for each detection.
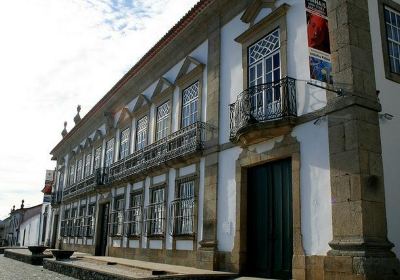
<box><xmin>247</xmin><ymin>158</ymin><xmax>293</xmax><ymax>279</ymax></box>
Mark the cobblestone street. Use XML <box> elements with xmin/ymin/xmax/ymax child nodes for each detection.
<box><xmin>0</xmin><ymin>255</ymin><xmax>75</xmax><ymax>280</ymax></box>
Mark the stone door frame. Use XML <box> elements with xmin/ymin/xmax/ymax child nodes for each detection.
<box><xmin>231</xmin><ymin>135</ymin><xmax>305</xmax><ymax>277</ymax></box>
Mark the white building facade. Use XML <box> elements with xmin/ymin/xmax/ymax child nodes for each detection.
<box><xmin>49</xmin><ymin>0</ymin><xmax>400</xmax><ymax>279</ymax></box>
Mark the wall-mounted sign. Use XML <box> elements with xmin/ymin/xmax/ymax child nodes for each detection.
<box><xmin>306</xmin><ymin>0</ymin><xmax>333</xmax><ymax>84</ymax></box>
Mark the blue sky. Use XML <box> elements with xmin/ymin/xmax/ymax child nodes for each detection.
<box><xmin>0</xmin><ymin>0</ymin><xmax>199</xmax><ymax>219</ymax></box>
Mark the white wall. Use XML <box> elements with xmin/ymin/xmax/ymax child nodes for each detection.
<box><xmin>368</xmin><ymin>0</ymin><xmax>400</xmax><ymax>258</ymax></box>
<box><xmin>19</xmin><ymin>214</ymin><xmax>41</xmax><ymax>247</ymax></box>
<box><xmin>292</xmin><ymin>121</ymin><xmax>332</xmax><ymax>255</ymax></box>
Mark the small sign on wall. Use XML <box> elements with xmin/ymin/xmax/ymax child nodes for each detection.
<box><xmin>306</xmin><ymin>0</ymin><xmax>333</xmax><ymax>84</ymax></box>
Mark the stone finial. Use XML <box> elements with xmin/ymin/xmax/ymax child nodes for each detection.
<box><xmin>20</xmin><ymin>200</ymin><xmax>24</xmax><ymax>209</ymax></box>
<box><xmin>73</xmin><ymin>105</ymin><xmax>82</xmax><ymax>125</ymax></box>
<box><xmin>12</xmin><ymin>205</ymin><xmax>15</xmax><ymax>212</ymax></box>
<box><xmin>61</xmin><ymin>121</ymin><xmax>68</xmax><ymax>138</ymax></box>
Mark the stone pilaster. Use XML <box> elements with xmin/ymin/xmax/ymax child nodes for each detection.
<box><xmin>326</xmin><ymin>0</ymin><xmax>400</xmax><ymax>279</ymax></box>
<box><xmin>197</xmin><ymin>13</ymin><xmax>220</xmax><ymax>270</ymax></box>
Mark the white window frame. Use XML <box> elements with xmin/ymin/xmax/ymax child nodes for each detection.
<box><xmin>385</xmin><ymin>6</ymin><xmax>400</xmax><ymax>74</ymax></box>
<box><xmin>84</xmin><ymin>154</ymin><xmax>92</xmax><ymax>177</ymax></box>
<box><xmin>181</xmin><ymin>81</ymin><xmax>199</xmax><ymax>128</ymax></box>
<box><xmin>119</xmin><ymin>128</ymin><xmax>130</xmax><ymax>160</ymax></box>
<box><xmin>94</xmin><ymin>147</ymin><xmax>102</xmax><ymax>170</ymax></box>
<box><xmin>105</xmin><ymin>138</ymin><xmax>114</xmax><ymax>168</ymax></box>
<box><xmin>136</xmin><ymin>116</ymin><xmax>148</xmax><ymax>151</ymax></box>
<box><xmin>156</xmin><ymin>101</ymin><xmax>170</xmax><ymax>141</ymax></box>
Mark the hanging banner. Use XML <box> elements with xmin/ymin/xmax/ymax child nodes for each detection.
<box><xmin>306</xmin><ymin>0</ymin><xmax>333</xmax><ymax>84</ymax></box>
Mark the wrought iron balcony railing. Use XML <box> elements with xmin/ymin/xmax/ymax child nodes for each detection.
<box><xmin>62</xmin><ymin>173</ymin><xmax>96</xmax><ymax>201</ymax></box>
<box><xmin>229</xmin><ymin>77</ymin><xmax>297</xmax><ymax>141</ymax></box>
<box><xmin>168</xmin><ymin>198</ymin><xmax>195</xmax><ymax>236</ymax></box>
<box><xmin>51</xmin><ymin>191</ymin><xmax>63</xmax><ymax>205</ymax></box>
<box><xmin>108</xmin><ymin>121</ymin><xmax>211</xmax><ymax>184</ymax></box>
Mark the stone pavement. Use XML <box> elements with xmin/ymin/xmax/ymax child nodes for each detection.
<box><xmin>0</xmin><ymin>255</ymin><xmax>75</xmax><ymax>280</ymax></box>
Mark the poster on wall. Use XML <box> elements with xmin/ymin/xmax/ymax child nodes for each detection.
<box><xmin>306</xmin><ymin>0</ymin><xmax>333</xmax><ymax>84</ymax></box>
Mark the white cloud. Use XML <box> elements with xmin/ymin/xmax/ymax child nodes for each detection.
<box><xmin>0</xmin><ymin>0</ymin><xmax>199</xmax><ymax>219</ymax></box>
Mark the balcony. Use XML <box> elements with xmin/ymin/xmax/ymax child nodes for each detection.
<box><xmin>108</xmin><ymin>121</ymin><xmax>212</xmax><ymax>185</ymax></box>
<box><xmin>62</xmin><ymin>173</ymin><xmax>96</xmax><ymax>202</ymax></box>
<box><xmin>51</xmin><ymin>191</ymin><xmax>63</xmax><ymax>206</ymax></box>
<box><xmin>229</xmin><ymin>77</ymin><xmax>297</xmax><ymax>145</ymax></box>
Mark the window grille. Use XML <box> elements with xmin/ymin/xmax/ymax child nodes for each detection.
<box><xmin>105</xmin><ymin>138</ymin><xmax>115</xmax><ymax>167</ymax></box>
<box><xmin>182</xmin><ymin>82</ymin><xmax>199</xmax><ymax>128</ymax></box>
<box><xmin>76</xmin><ymin>205</ymin><xmax>86</xmax><ymax>237</ymax></box>
<box><xmin>76</xmin><ymin>159</ymin><xmax>83</xmax><ymax>182</ymax></box>
<box><xmin>85</xmin><ymin>154</ymin><xmax>92</xmax><ymax>177</ymax></box>
<box><xmin>124</xmin><ymin>193</ymin><xmax>143</xmax><ymax>237</ymax></box>
<box><xmin>69</xmin><ymin>165</ymin><xmax>75</xmax><ymax>185</ymax></box>
<box><xmin>169</xmin><ymin>180</ymin><xmax>195</xmax><ymax>236</ymax></box>
<box><xmin>109</xmin><ymin>197</ymin><xmax>124</xmax><ymax>236</ymax></box>
<box><xmin>83</xmin><ymin>203</ymin><xmax>96</xmax><ymax>237</ymax></box>
<box><xmin>145</xmin><ymin>188</ymin><xmax>165</xmax><ymax>236</ymax></box>
<box><xmin>94</xmin><ymin>147</ymin><xmax>102</xmax><ymax>170</ymax></box>
<box><xmin>119</xmin><ymin>128</ymin><xmax>130</xmax><ymax>160</ymax></box>
<box><xmin>385</xmin><ymin>6</ymin><xmax>400</xmax><ymax>74</ymax></box>
<box><xmin>156</xmin><ymin>101</ymin><xmax>170</xmax><ymax>141</ymax></box>
<box><xmin>136</xmin><ymin>116</ymin><xmax>148</xmax><ymax>150</ymax></box>
<box><xmin>248</xmin><ymin>29</ymin><xmax>281</xmax><ymax>118</ymax></box>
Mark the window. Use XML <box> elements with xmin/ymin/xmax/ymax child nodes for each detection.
<box><xmin>69</xmin><ymin>164</ymin><xmax>75</xmax><ymax>185</ymax></box>
<box><xmin>156</xmin><ymin>101</ymin><xmax>170</xmax><ymax>141</ymax></box>
<box><xmin>61</xmin><ymin>209</ymin><xmax>70</xmax><ymax>237</ymax></box>
<box><xmin>145</xmin><ymin>187</ymin><xmax>165</xmax><ymax>236</ymax></box>
<box><xmin>76</xmin><ymin>159</ymin><xmax>83</xmax><ymax>182</ymax></box>
<box><xmin>385</xmin><ymin>6</ymin><xmax>400</xmax><ymax>74</ymax></box>
<box><xmin>85</xmin><ymin>154</ymin><xmax>92</xmax><ymax>177</ymax></box>
<box><xmin>58</xmin><ymin>171</ymin><xmax>64</xmax><ymax>190</ymax></box>
<box><xmin>76</xmin><ymin>204</ymin><xmax>86</xmax><ymax>237</ymax></box>
<box><xmin>110</xmin><ymin>196</ymin><xmax>124</xmax><ymax>236</ymax></box>
<box><xmin>136</xmin><ymin>116</ymin><xmax>148</xmax><ymax>150</ymax></box>
<box><xmin>181</xmin><ymin>82</ymin><xmax>199</xmax><ymax>128</ymax></box>
<box><xmin>119</xmin><ymin>128</ymin><xmax>130</xmax><ymax>160</ymax></box>
<box><xmin>84</xmin><ymin>203</ymin><xmax>96</xmax><ymax>237</ymax></box>
<box><xmin>169</xmin><ymin>179</ymin><xmax>195</xmax><ymax>236</ymax></box>
<box><xmin>248</xmin><ymin>29</ymin><xmax>281</xmax><ymax>116</ymax></box>
<box><xmin>94</xmin><ymin>147</ymin><xmax>102</xmax><ymax>170</ymax></box>
<box><xmin>105</xmin><ymin>138</ymin><xmax>114</xmax><ymax>167</ymax></box>
<box><xmin>70</xmin><ymin>207</ymin><xmax>78</xmax><ymax>237</ymax></box>
<box><xmin>125</xmin><ymin>192</ymin><xmax>143</xmax><ymax>237</ymax></box>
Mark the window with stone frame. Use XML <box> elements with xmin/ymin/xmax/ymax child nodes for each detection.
<box><xmin>248</xmin><ymin>29</ymin><xmax>281</xmax><ymax>117</ymax></box>
<box><xmin>76</xmin><ymin>204</ymin><xmax>86</xmax><ymax>237</ymax></box>
<box><xmin>169</xmin><ymin>178</ymin><xmax>195</xmax><ymax>236</ymax></box>
<box><xmin>84</xmin><ymin>153</ymin><xmax>92</xmax><ymax>177</ymax></box>
<box><xmin>136</xmin><ymin>116</ymin><xmax>148</xmax><ymax>150</ymax></box>
<box><xmin>58</xmin><ymin>171</ymin><xmax>64</xmax><ymax>190</ymax></box>
<box><xmin>84</xmin><ymin>203</ymin><xmax>96</xmax><ymax>237</ymax></box>
<box><xmin>156</xmin><ymin>101</ymin><xmax>170</xmax><ymax>141</ymax></box>
<box><xmin>61</xmin><ymin>209</ymin><xmax>70</xmax><ymax>237</ymax></box>
<box><xmin>70</xmin><ymin>207</ymin><xmax>78</xmax><ymax>237</ymax></box>
<box><xmin>384</xmin><ymin>6</ymin><xmax>400</xmax><ymax>74</ymax></box>
<box><xmin>69</xmin><ymin>164</ymin><xmax>75</xmax><ymax>185</ymax></box>
<box><xmin>94</xmin><ymin>147</ymin><xmax>102</xmax><ymax>170</ymax></box>
<box><xmin>105</xmin><ymin>138</ymin><xmax>114</xmax><ymax>167</ymax></box>
<box><xmin>124</xmin><ymin>191</ymin><xmax>143</xmax><ymax>237</ymax></box>
<box><xmin>109</xmin><ymin>196</ymin><xmax>124</xmax><ymax>237</ymax></box>
<box><xmin>119</xmin><ymin>128</ymin><xmax>130</xmax><ymax>160</ymax></box>
<box><xmin>76</xmin><ymin>158</ymin><xmax>83</xmax><ymax>182</ymax></box>
<box><xmin>145</xmin><ymin>186</ymin><xmax>165</xmax><ymax>236</ymax></box>
<box><xmin>181</xmin><ymin>81</ymin><xmax>199</xmax><ymax>128</ymax></box>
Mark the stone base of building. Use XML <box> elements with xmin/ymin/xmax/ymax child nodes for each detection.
<box><xmin>62</xmin><ymin>243</ymin><xmax>95</xmax><ymax>255</ymax></box>
<box><xmin>293</xmin><ymin>255</ymin><xmax>400</xmax><ymax>280</ymax></box>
